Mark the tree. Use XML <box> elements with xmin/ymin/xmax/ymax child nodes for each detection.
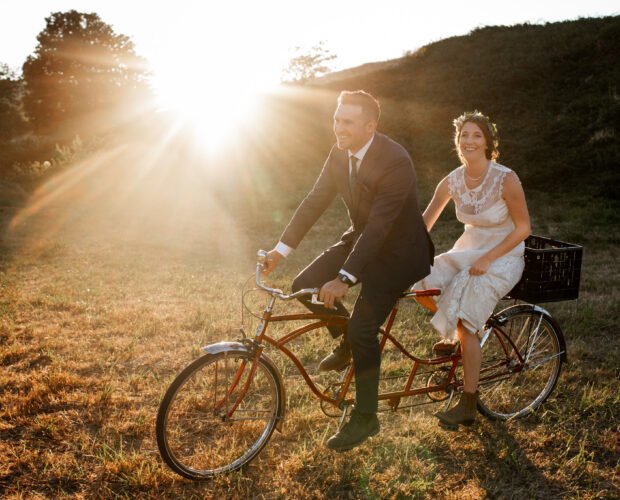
<box><xmin>0</xmin><ymin>64</ymin><xmax>26</xmax><ymax>142</ymax></box>
<box><xmin>22</xmin><ymin>10</ymin><xmax>152</xmax><ymax>138</ymax></box>
<box><xmin>281</xmin><ymin>42</ymin><xmax>337</xmax><ymax>83</ymax></box>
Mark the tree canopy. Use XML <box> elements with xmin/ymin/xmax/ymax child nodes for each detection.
<box><xmin>0</xmin><ymin>64</ymin><xmax>26</xmax><ymax>143</ymax></box>
<box><xmin>282</xmin><ymin>42</ymin><xmax>336</xmax><ymax>83</ymax></box>
<box><xmin>21</xmin><ymin>10</ymin><xmax>152</xmax><ymax>138</ymax></box>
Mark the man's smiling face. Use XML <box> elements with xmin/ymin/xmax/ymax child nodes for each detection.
<box><xmin>333</xmin><ymin>103</ymin><xmax>375</xmax><ymax>153</ymax></box>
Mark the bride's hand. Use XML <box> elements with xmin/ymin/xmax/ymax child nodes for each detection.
<box><xmin>470</xmin><ymin>256</ymin><xmax>492</xmax><ymax>275</ymax></box>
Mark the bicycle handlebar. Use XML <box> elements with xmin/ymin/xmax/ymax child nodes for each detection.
<box><xmin>254</xmin><ymin>250</ymin><xmax>440</xmax><ymax>305</ymax></box>
<box><xmin>255</xmin><ymin>250</ymin><xmax>320</xmax><ymax>302</ymax></box>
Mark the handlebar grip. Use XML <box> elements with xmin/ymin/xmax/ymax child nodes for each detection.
<box><xmin>255</xmin><ymin>250</ymin><xmax>319</xmax><ymax>300</ymax></box>
<box><xmin>310</xmin><ymin>293</ymin><xmax>324</xmax><ymax>305</ymax></box>
<box><xmin>257</xmin><ymin>249</ymin><xmax>268</xmax><ymax>265</ymax></box>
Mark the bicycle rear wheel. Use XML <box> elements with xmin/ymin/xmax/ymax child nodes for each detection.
<box><xmin>477</xmin><ymin>309</ymin><xmax>563</xmax><ymax>420</ymax></box>
<box><xmin>156</xmin><ymin>350</ymin><xmax>281</xmax><ymax>479</ymax></box>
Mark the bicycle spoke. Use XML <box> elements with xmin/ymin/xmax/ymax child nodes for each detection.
<box><xmin>477</xmin><ymin>310</ymin><xmax>562</xmax><ymax>420</ymax></box>
<box><xmin>525</xmin><ymin>351</ymin><xmax>564</xmax><ymax>370</ymax></box>
<box><xmin>157</xmin><ymin>352</ymin><xmax>280</xmax><ymax>478</ymax></box>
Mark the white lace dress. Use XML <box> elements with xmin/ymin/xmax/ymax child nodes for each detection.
<box><xmin>418</xmin><ymin>162</ymin><xmax>525</xmax><ymax>339</ymax></box>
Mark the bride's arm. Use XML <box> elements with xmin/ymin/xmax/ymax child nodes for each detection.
<box><xmin>422</xmin><ymin>176</ymin><xmax>451</xmax><ymax>232</ymax></box>
<box><xmin>469</xmin><ymin>172</ymin><xmax>531</xmax><ymax>275</ymax></box>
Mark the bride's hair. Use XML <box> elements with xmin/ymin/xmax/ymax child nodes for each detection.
<box><xmin>453</xmin><ymin>111</ymin><xmax>500</xmax><ymax>162</ymax></box>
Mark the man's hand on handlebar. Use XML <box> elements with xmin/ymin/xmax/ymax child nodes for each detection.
<box><xmin>262</xmin><ymin>249</ymin><xmax>284</xmax><ymax>275</ymax></box>
<box><xmin>319</xmin><ymin>278</ymin><xmax>349</xmax><ymax>309</ymax></box>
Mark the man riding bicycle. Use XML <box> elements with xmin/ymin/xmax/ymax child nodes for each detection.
<box><xmin>263</xmin><ymin>90</ymin><xmax>434</xmax><ymax>451</ymax></box>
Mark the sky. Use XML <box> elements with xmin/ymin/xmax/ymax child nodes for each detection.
<box><xmin>1</xmin><ymin>1</ymin><xmax>618</xmax><ymax>111</ymax></box>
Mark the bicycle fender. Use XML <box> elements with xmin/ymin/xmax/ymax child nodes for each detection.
<box><xmin>490</xmin><ymin>304</ymin><xmax>568</xmax><ymax>363</ymax></box>
<box><xmin>202</xmin><ymin>341</ymin><xmax>247</xmax><ymax>356</ymax></box>
<box><xmin>201</xmin><ymin>342</ymin><xmax>287</xmax><ymax>431</ymax></box>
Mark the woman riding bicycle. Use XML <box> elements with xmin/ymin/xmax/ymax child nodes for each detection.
<box><xmin>416</xmin><ymin>111</ymin><xmax>531</xmax><ymax>428</ymax></box>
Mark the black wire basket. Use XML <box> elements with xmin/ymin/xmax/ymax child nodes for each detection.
<box><xmin>507</xmin><ymin>235</ymin><xmax>583</xmax><ymax>303</ymax></box>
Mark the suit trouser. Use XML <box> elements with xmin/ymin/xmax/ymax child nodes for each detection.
<box><xmin>292</xmin><ymin>244</ymin><xmax>402</xmax><ymax>414</ymax></box>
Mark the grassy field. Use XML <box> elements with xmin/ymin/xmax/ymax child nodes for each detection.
<box><xmin>0</xmin><ymin>157</ymin><xmax>618</xmax><ymax>499</ymax></box>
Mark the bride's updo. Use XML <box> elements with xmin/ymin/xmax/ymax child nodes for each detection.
<box><xmin>453</xmin><ymin>111</ymin><xmax>500</xmax><ymax>161</ymax></box>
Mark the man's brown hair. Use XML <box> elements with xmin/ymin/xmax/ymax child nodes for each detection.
<box><xmin>337</xmin><ymin>90</ymin><xmax>381</xmax><ymax>122</ymax></box>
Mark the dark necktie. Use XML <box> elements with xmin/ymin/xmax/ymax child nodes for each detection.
<box><xmin>349</xmin><ymin>156</ymin><xmax>359</xmax><ymax>203</ymax></box>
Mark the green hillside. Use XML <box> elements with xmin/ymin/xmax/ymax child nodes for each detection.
<box><xmin>3</xmin><ymin>16</ymin><xmax>618</xmax><ymax>221</ymax></box>
<box><xmin>308</xmin><ymin>16</ymin><xmax>620</xmax><ymax>198</ymax></box>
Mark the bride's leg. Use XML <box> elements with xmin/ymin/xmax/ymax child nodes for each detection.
<box><xmin>434</xmin><ymin>321</ymin><xmax>481</xmax><ymax>427</ymax></box>
<box><xmin>457</xmin><ymin>321</ymin><xmax>481</xmax><ymax>392</ymax></box>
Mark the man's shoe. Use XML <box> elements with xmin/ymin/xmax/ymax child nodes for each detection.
<box><xmin>318</xmin><ymin>338</ymin><xmax>352</xmax><ymax>372</ymax></box>
<box><xmin>326</xmin><ymin>409</ymin><xmax>380</xmax><ymax>452</ymax></box>
<box><xmin>432</xmin><ymin>339</ymin><xmax>458</xmax><ymax>355</ymax></box>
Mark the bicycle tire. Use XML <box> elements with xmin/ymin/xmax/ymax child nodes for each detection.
<box><xmin>477</xmin><ymin>309</ymin><xmax>563</xmax><ymax>420</ymax></box>
<box><xmin>156</xmin><ymin>350</ymin><xmax>281</xmax><ymax>479</ymax></box>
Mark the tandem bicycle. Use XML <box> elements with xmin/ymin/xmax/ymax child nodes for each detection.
<box><xmin>156</xmin><ymin>235</ymin><xmax>582</xmax><ymax>480</ymax></box>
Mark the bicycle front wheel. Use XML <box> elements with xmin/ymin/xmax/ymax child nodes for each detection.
<box><xmin>156</xmin><ymin>350</ymin><xmax>281</xmax><ymax>479</ymax></box>
<box><xmin>477</xmin><ymin>309</ymin><xmax>563</xmax><ymax>420</ymax></box>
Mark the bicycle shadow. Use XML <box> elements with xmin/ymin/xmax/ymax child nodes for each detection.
<box><xmin>271</xmin><ymin>414</ymin><xmax>570</xmax><ymax>498</ymax></box>
<box><xmin>462</xmin><ymin>419</ymin><xmax>568</xmax><ymax>498</ymax></box>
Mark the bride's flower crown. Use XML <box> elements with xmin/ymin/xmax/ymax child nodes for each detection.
<box><xmin>453</xmin><ymin>110</ymin><xmax>499</xmax><ymax>150</ymax></box>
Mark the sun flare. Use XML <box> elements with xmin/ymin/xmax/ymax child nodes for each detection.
<box><xmin>149</xmin><ymin>21</ymin><xmax>282</xmax><ymax>152</ymax></box>
<box><xmin>153</xmin><ymin>61</ymin><xmax>269</xmax><ymax>150</ymax></box>
<box><xmin>155</xmin><ymin>76</ymin><xmax>262</xmax><ymax>151</ymax></box>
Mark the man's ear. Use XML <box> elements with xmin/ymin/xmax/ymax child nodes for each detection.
<box><xmin>366</xmin><ymin>120</ymin><xmax>378</xmax><ymax>134</ymax></box>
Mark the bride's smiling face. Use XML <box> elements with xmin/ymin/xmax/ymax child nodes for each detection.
<box><xmin>459</xmin><ymin>122</ymin><xmax>488</xmax><ymax>162</ymax></box>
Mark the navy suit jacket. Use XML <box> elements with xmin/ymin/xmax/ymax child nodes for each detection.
<box><xmin>280</xmin><ymin>132</ymin><xmax>434</xmax><ymax>291</ymax></box>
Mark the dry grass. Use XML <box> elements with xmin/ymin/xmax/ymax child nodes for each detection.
<box><xmin>0</xmin><ymin>160</ymin><xmax>618</xmax><ymax>499</ymax></box>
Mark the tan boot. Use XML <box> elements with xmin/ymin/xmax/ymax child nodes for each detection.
<box><xmin>435</xmin><ymin>391</ymin><xmax>478</xmax><ymax>429</ymax></box>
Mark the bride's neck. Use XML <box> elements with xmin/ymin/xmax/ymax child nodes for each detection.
<box><xmin>464</xmin><ymin>157</ymin><xmax>489</xmax><ymax>172</ymax></box>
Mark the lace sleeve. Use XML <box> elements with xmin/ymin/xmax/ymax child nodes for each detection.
<box><xmin>498</xmin><ymin>169</ymin><xmax>520</xmax><ymax>199</ymax></box>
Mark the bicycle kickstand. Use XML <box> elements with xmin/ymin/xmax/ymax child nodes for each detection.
<box><xmin>443</xmin><ymin>389</ymin><xmax>457</xmax><ymax>410</ymax></box>
<box><xmin>338</xmin><ymin>403</ymin><xmax>351</xmax><ymax>429</ymax></box>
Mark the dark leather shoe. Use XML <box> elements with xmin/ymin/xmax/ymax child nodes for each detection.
<box><xmin>326</xmin><ymin>409</ymin><xmax>380</xmax><ymax>452</ymax></box>
<box><xmin>318</xmin><ymin>338</ymin><xmax>352</xmax><ymax>372</ymax></box>
<box><xmin>432</xmin><ymin>339</ymin><xmax>458</xmax><ymax>355</ymax></box>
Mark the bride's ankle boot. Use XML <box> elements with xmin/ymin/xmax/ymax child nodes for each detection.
<box><xmin>435</xmin><ymin>391</ymin><xmax>478</xmax><ymax>429</ymax></box>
